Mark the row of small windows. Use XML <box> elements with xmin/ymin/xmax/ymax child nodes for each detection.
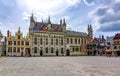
<box><xmin>34</xmin><ymin>38</ymin><xmax>63</xmax><ymax>45</ymax></box>
<box><xmin>8</xmin><ymin>47</ymin><xmax>22</xmax><ymax>53</ymax></box>
<box><xmin>72</xmin><ymin>47</ymin><xmax>81</xmax><ymax>52</ymax></box>
<box><xmin>67</xmin><ymin>38</ymin><xmax>86</xmax><ymax>44</ymax></box>
<box><xmin>114</xmin><ymin>41</ymin><xmax>120</xmax><ymax>45</ymax></box>
<box><xmin>8</xmin><ymin>41</ymin><xmax>29</xmax><ymax>45</ymax></box>
<box><xmin>114</xmin><ymin>46</ymin><xmax>120</xmax><ymax>49</ymax></box>
<box><xmin>33</xmin><ymin>47</ymin><xmax>64</xmax><ymax>54</ymax></box>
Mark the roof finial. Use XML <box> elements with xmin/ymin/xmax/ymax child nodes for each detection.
<box><xmin>48</xmin><ymin>16</ymin><xmax>51</xmax><ymax>24</ymax></box>
<box><xmin>30</xmin><ymin>12</ymin><xmax>34</xmax><ymax>22</ymax></box>
<box><xmin>18</xmin><ymin>27</ymin><xmax>20</xmax><ymax>32</ymax></box>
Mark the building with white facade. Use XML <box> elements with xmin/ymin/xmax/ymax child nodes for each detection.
<box><xmin>29</xmin><ymin>14</ymin><xmax>90</xmax><ymax>56</ymax></box>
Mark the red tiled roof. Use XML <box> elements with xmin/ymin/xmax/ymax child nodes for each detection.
<box><xmin>113</xmin><ymin>33</ymin><xmax>120</xmax><ymax>40</ymax></box>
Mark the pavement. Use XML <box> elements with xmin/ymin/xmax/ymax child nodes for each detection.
<box><xmin>0</xmin><ymin>56</ymin><xmax>120</xmax><ymax>76</ymax></box>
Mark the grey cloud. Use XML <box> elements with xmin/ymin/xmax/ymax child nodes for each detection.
<box><xmin>98</xmin><ymin>22</ymin><xmax>120</xmax><ymax>32</ymax></box>
<box><xmin>112</xmin><ymin>2</ymin><xmax>120</xmax><ymax>12</ymax></box>
<box><xmin>99</xmin><ymin>12</ymin><xmax>120</xmax><ymax>24</ymax></box>
<box><xmin>89</xmin><ymin>0</ymin><xmax>120</xmax><ymax>32</ymax></box>
<box><xmin>95</xmin><ymin>1</ymin><xmax>120</xmax><ymax>24</ymax></box>
<box><xmin>95</xmin><ymin>8</ymin><xmax>107</xmax><ymax>16</ymax></box>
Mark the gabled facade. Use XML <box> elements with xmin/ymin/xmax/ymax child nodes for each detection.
<box><xmin>6</xmin><ymin>27</ymin><xmax>30</xmax><ymax>56</ymax></box>
<box><xmin>105</xmin><ymin>36</ymin><xmax>114</xmax><ymax>56</ymax></box>
<box><xmin>113</xmin><ymin>33</ymin><xmax>120</xmax><ymax>56</ymax></box>
<box><xmin>87</xmin><ymin>35</ymin><xmax>106</xmax><ymax>56</ymax></box>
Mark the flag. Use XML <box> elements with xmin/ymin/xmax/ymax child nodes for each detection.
<box><xmin>35</xmin><ymin>23</ymin><xmax>38</xmax><ymax>26</ymax></box>
<box><xmin>40</xmin><ymin>24</ymin><xmax>46</xmax><ymax>30</ymax></box>
<box><xmin>55</xmin><ymin>25</ymin><xmax>59</xmax><ymax>31</ymax></box>
<box><xmin>33</xmin><ymin>26</ymin><xmax>38</xmax><ymax>30</ymax></box>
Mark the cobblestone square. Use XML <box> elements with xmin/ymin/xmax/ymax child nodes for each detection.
<box><xmin>0</xmin><ymin>56</ymin><xmax>120</xmax><ymax>76</ymax></box>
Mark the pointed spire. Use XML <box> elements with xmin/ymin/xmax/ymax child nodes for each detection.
<box><xmin>18</xmin><ymin>27</ymin><xmax>21</xmax><ymax>33</ymax></box>
<box><xmin>30</xmin><ymin>13</ymin><xmax>34</xmax><ymax>22</ymax></box>
<box><xmin>60</xmin><ymin>19</ymin><xmax>62</xmax><ymax>25</ymax></box>
<box><xmin>88</xmin><ymin>24</ymin><xmax>90</xmax><ymax>31</ymax></box>
<box><xmin>48</xmin><ymin>16</ymin><xmax>51</xmax><ymax>24</ymax></box>
<box><xmin>63</xmin><ymin>18</ymin><xmax>66</xmax><ymax>26</ymax></box>
<box><xmin>90</xmin><ymin>24</ymin><xmax>92</xmax><ymax>31</ymax></box>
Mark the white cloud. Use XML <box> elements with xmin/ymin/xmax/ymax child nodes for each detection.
<box><xmin>107</xmin><ymin>8</ymin><xmax>114</xmax><ymax>15</ymax></box>
<box><xmin>83</xmin><ymin>0</ymin><xmax>94</xmax><ymax>6</ymax></box>
<box><xmin>17</xmin><ymin>0</ymin><xmax>80</xmax><ymax>14</ymax></box>
<box><xmin>18</xmin><ymin>0</ymin><xmax>80</xmax><ymax>24</ymax></box>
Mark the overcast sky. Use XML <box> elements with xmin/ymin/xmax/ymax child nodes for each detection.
<box><xmin>0</xmin><ymin>0</ymin><xmax>120</xmax><ymax>38</ymax></box>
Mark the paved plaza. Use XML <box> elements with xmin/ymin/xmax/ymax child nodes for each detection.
<box><xmin>0</xmin><ymin>56</ymin><xmax>120</xmax><ymax>76</ymax></box>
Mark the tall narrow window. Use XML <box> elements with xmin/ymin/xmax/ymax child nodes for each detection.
<box><xmin>8</xmin><ymin>41</ymin><xmax>12</xmax><ymax>45</ymax></box>
<box><xmin>61</xmin><ymin>38</ymin><xmax>63</xmax><ymax>45</ymax></box>
<box><xmin>26</xmin><ymin>41</ymin><xmax>29</xmax><ymax>45</ymax></box>
<box><xmin>51</xmin><ymin>38</ymin><xmax>53</xmax><ymax>45</ymax></box>
<box><xmin>73</xmin><ymin>47</ymin><xmax>74</xmax><ymax>52</ymax></box>
<box><xmin>75</xmin><ymin>38</ymin><xmax>77</xmax><ymax>44</ymax></box>
<box><xmin>76</xmin><ymin>47</ymin><xmax>79</xmax><ymax>52</ymax></box>
<box><xmin>21</xmin><ymin>41</ymin><xmax>24</xmax><ymax>45</ymax></box>
<box><xmin>35</xmin><ymin>38</ymin><xmax>37</xmax><ymax>44</ymax></box>
<box><xmin>8</xmin><ymin>47</ymin><xmax>11</xmax><ymax>53</ymax></box>
<box><xmin>40</xmin><ymin>38</ymin><xmax>42</xmax><ymax>45</ymax></box>
<box><xmin>34</xmin><ymin>47</ymin><xmax>37</xmax><ymax>53</ymax></box>
<box><xmin>78</xmin><ymin>39</ymin><xmax>80</xmax><ymax>44</ymax></box>
<box><xmin>56</xmin><ymin>39</ymin><xmax>58</xmax><ymax>45</ymax></box>
<box><xmin>18</xmin><ymin>35</ymin><xmax>20</xmax><ymax>39</ymax></box>
<box><xmin>46</xmin><ymin>38</ymin><xmax>48</xmax><ymax>45</ymax></box>
<box><xmin>18</xmin><ymin>41</ymin><xmax>20</xmax><ymax>45</ymax></box>
<box><xmin>46</xmin><ymin>47</ymin><xmax>48</xmax><ymax>53</ymax></box>
<box><xmin>51</xmin><ymin>47</ymin><xmax>54</xmax><ymax>53</ymax></box>
<box><xmin>17</xmin><ymin>47</ymin><xmax>20</xmax><ymax>53</ymax></box>
<box><xmin>14</xmin><ymin>41</ymin><xmax>16</xmax><ymax>45</ymax></box>
<box><xmin>61</xmin><ymin>48</ymin><xmax>64</xmax><ymax>54</ymax></box>
<box><xmin>81</xmin><ymin>38</ymin><xmax>83</xmax><ymax>44</ymax></box>
<box><xmin>67</xmin><ymin>38</ymin><xmax>69</xmax><ymax>44</ymax></box>
<box><xmin>71</xmin><ymin>38</ymin><xmax>73</xmax><ymax>44</ymax></box>
<box><xmin>13</xmin><ymin>47</ymin><xmax>16</xmax><ymax>53</ymax></box>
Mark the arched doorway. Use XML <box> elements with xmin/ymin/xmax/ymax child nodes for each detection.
<box><xmin>40</xmin><ymin>50</ymin><xmax>43</xmax><ymax>56</ymax></box>
<box><xmin>25</xmin><ymin>48</ymin><xmax>31</xmax><ymax>56</ymax></box>
<box><xmin>56</xmin><ymin>50</ymin><xmax>59</xmax><ymax>56</ymax></box>
<box><xmin>66</xmin><ymin>50</ymin><xmax>70</xmax><ymax>56</ymax></box>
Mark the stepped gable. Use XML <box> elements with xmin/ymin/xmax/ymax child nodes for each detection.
<box><xmin>113</xmin><ymin>33</ymin><xmax>120</xmax><ymax>40</ymax></box>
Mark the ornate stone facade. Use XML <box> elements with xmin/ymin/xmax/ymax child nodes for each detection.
<box><xmin>6</xmin><ymin>27</ymin><xmax>30</xmax><ymax>56</ymax></box>
<box><xmin>29</xmin><ymin>14</ymin><xmax>88</xmax><ymax>56</ymax></box>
